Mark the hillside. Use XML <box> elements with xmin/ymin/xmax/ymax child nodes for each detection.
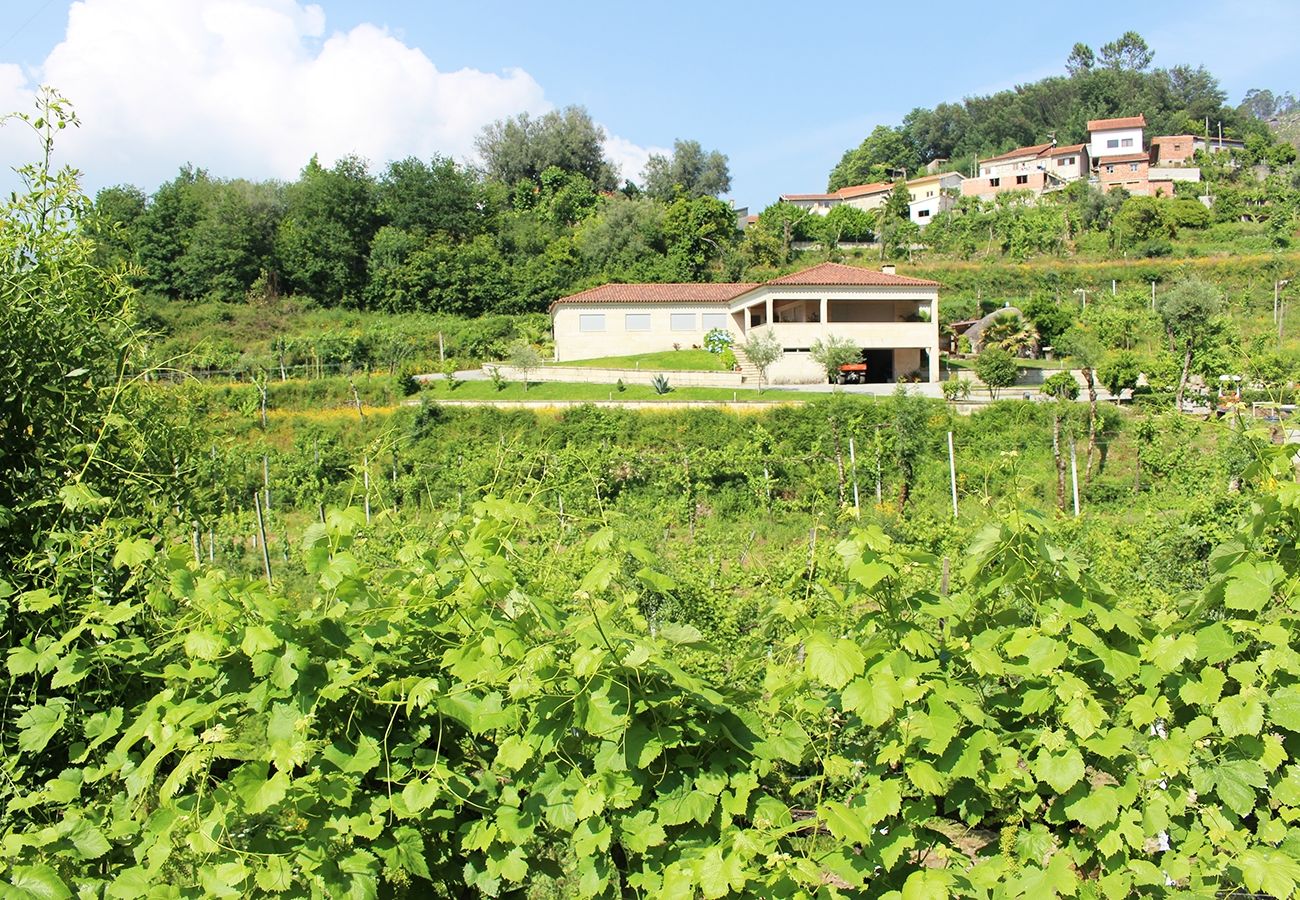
<box><xmin>827</xmin><ymin>31</ymin><xmax>1280</xmax><ymax>188</ymax></box>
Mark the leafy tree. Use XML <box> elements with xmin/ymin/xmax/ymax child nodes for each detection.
<box><xmin>756</xmin><ymin>201</ymin><xmax>816</xmax><ymax>260</ymax></box>
<box><xmin>1056</xmin><ymin>326</ymin><xmax>1104</xmax><ymax>483</ymax></box>
<box><xmin>508</xmin><ymin>341</ymin><xmax>543</xmax><ymax>390</ymax></box>
<box><xmin>1098</xmin><ymin>349</ymin><xmax>1141</xmax><ymax>398</ymax></box>
<box><xmin>814</xmin><ymin>204</ymin><xmax>876</xmax><ymax>246</ymax></box>
<box><xmin>575</xmin><ymin>196</ymin><xmax>669</xmax><ymax>280</ymax></box>
<box><xmin>179</xmin><ymin>179</ymin><xmax>284</xmax><ymax>302</ymax></box>
<box><xmin>974</xmin><ymin>346</ymin><xmax>1017</xmax><ymax>398</ymax></box>
<box><xmin>827</xmin><ymin>125</ymin><xmax>918</xmax><ymax>191</ymax></box>
<box><xmin>1099</xmin><ymin>31</ymin><xmax>1153</xmax><ymax>71</ymax></box>
<box><xmin>641</xmin><ymin>139</ymin><xmax>731</xmax><ymax>201</ymax></box>
<box><xmin>476</xmin><ymin>105</ymin><xmax>617</xmax><ymax>191</ymax></box>
<box><xmin>377</xmin><ymin>155</ymin><xmax>484</xmax><ymax>240</ymax></box>
<box><xmin>1239</xmin><ymin>88</ymin><xmax>1299</xmax><ymax>120</ymax></box>
<box><xmin>740</xmin><ymin>327</ymin><xmax>782</xmax><ymax>391</ymax></box>
<box><xmin>84</xmin><ymin>184</ymin><xmax>146</xmax><ymax>270</ymax></box>
<box><xmin>1022</xmin><ymin>295</ymin><xmax>1074</xmax><ymax>349</ymax></box>
<box><xmin>1113</xmin><ymin>196</ymin><xmax>1175</xmax><ymax>251</ymax></box>
<box><xmin>1065</xmin><ymin>42</ymin><xmax>1095</xmax><ymax>76</ymax></box>
<box><xmin>1156</xmin><ymin>276</ymin><xmax>1223</xmax><ymax>408</ymax></box>
<box><xmin>662</xmin><ymin>195</ymin><xmax>736</xmax><ymax>281</ymax></box>
<box><xmin>1041</xmin><ymin>371</ymin><xmax>1080</xmax><ymax>510</ymax></box>
<box><xmin>810</xmin><ymin>334</ymin><xmax>861</xmax><ymax>382</ymax></box>
<box><xmin>888</xmin><ymin>383</ymin><xmax>927</xmax><ymax>510</ymax></box>
<box><xmin>133</xmin><ymin>165</ymin><xmax>210</xmax><ymax>297</ymax></box>
<box><xmin>276</xmin><ymin>155</ymin><xmax>378</xmax><ymax>305</ymax></box>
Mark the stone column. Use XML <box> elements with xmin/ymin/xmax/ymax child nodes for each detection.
<box><xmin>764</xmin><ymin>295</ymin><xmax>773</xmax><ymax>329</ymax></box>
<box><xmin>819</xmin><ymin>296</ymin><xmax>828</xmax><ymax>332</ymax></box>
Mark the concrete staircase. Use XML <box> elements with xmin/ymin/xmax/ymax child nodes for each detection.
<box><xmin>730</xmin><ymin>344</ymin><xmax>762</xmax><ymax>383</ymax></box>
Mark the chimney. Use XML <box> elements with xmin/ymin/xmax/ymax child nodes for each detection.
<box><xmin>881</xmin><ymin>264</ymin><xmax>896</xmax><ymax>275</ymax></box>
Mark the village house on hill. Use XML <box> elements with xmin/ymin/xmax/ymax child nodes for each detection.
<box><xmin>550</xmin><ymin>262</ymin><xmax>941</xmax><ymax>384</ymax></box>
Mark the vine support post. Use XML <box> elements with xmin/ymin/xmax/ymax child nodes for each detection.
<box><xmin>1069</xmin><ymin>438</ymin><xmax>1081</xmax><ymax>517</ymax></box>
<box><xmin>948</xmin><ymin>431</ymin><xmax>959</xmax><ymax>519</ymax></box>
<box><xmin>253</xmin><ymin>492</ymin><xmax>273</xmax><ymax>587</ymax></box>
<box><xmin>848</xmin><ymin>436</ymin><xmax>860</xmax><ymax>514</ymax></box>
<box><xmin>363</xmin><ymin>455</ymin><xmax>371</xmax><ymax>524</ymax></box>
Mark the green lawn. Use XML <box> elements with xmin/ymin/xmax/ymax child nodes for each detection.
<box><xmin>548</xmin><ymin>349</ymin><xmax>727</xmax><ymax>371</ymax></box>
<box><xmin>420</xmin><ymin>379</ymin><xmax>786</xmax><ymax>403</ymax></box>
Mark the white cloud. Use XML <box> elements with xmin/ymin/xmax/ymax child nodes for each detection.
<box><xmin>0</xmin><ymin>0</ymin><xmax>657</xmax><ymax>192</ymax></box>
<box><xmin>604</xmin><ymin>133</ymin><xmax>670</xmax><ymax>186</ymax></box>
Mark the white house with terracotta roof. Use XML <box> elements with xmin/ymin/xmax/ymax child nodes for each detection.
<box><xmin>961</xmin><ymin>141</ymin><xmax>1089</xmax><ymax>200</ymax></box>
<box><xmin>906</xmin><ymin>172</ymin><xmax>964</xmax><ymax>226</ymax></box>
<box><xmin>779</xmin><ymin>182</ymin><xmax>893</xmax><ymax>215</ymax></box>
<box><xmin>550</xmin><ymin>262</ymin><xmax>941</xmax><ymax>383</ymax></box>
<box><xmin>1088</xmin><ymin>115</ymin><xmax>1146</xmax><ymax>160</ymax></box>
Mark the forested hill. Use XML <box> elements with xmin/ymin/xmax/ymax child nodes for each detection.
<box><xmin>828</xmin><ymin>32</ymin><xmax>1283</xmax><ymax>190</ymax></box>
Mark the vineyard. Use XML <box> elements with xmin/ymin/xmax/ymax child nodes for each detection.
<box><xmin>8</xmin><ymin>101</ymin><xmax>1300</xmax><ymax>899</ymax></box>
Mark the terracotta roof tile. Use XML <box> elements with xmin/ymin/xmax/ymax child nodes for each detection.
<box><xmin>1096</xmin><ymin>152</ymin><xmax>1150</xmax><ymax>164</ymax></box>
<box><xmin>1087</xmin><ymin>115</ymin><xmax>1146</xmax><ymax>131</ymax></box>
<box><xmin>780</xmin><ymin>192</ymin><xmax>838</xmax><ymax>201</ymax></box>
<box><xmin>980</xmin><ymin>142</ymin><xmax>1054</xmax><ymax>164</ymax></box>
<box><xmin>553</xmin><ymin>282</ymin><xmax>759</xmax><ymax>306</ymax></box>
<box><xmin>835</xmin><ymin>181</ymin><xmax>892</xmax><ymax>198</ymax></box>
<box><xmin>1047</xmin><ymin>143</ymin><xmax>1086</xmax><ymax>155</ymax></box>
<box><xmin>552</xmin><ymin>263</ymin><xmax>940</xmax><ymax>310</ymax></box>
<box><xmin>764</xmin><ymin>262</ymin><xmax>938</xmax><ymax>287</ymax></box>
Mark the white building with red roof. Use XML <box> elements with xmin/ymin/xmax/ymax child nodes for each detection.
<box><xmin>961</xmin><ymin>141</ymin><xmax>1089</xmax><ymax>201</ymax></box>
<box><xmin>550</xmin><ymin>262</ymin><xmax>941</xmax><ymax>383</ymax></box>
<box><xmin>778</xmin><ymin>181</ymin><xmax>894</xmax><ymax>215</ymax></box>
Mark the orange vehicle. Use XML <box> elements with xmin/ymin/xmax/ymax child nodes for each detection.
<box><xmin>837</xmin><ymin>362</ymin><xmax>869</xmax><ymax>384</ymax></box>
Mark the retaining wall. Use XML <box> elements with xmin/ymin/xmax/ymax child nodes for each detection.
<box><xmin>477</xmin><ymin>364</ymin><xmax>748</xmax><ymax>388</ymax></box>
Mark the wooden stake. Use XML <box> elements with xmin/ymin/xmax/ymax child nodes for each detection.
<box><xmin>262</xmin><ymin>454</ymin><xmax>271</xmax><ymax>510</ymax></box>
<box><xmin>947</xmin><ymin>431</ymin><xmax>959</xmax><ymax>519</ymax></box>
<box><xmin>253</xmin><ymin>492</ymin><xmax>273</xmax><ymax>587</ymax></box>
<box><xmin>1069</xmin><ymin>438</ymin><xmax>1080</xmax><ymax>517</ymax></box>
<box><xmin>363</xmin><ymin>455</ymin><xmax>371</xmax><ymax>524</ymax></box>
<box><xmin>848</xmin><ymin>436</ymin><xmax>860</xmax><ymax>513</ymax></box>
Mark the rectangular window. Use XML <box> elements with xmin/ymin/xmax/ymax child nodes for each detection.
<box><xmin>1107</xmin><ymin>139</ymin><xmax>1119</xmax><ymax>148</ymax></box>
<box><xmin>624</xmin><ymin>313</ymin><xmax>650</xmax><ymax>332</ymax></box>
<box><xmin>579</xmin><ymin>314</ymin><xmax>605</xmax><ymax>332</ymax></box>
<box><xmin>701</xmin><ymin>312</ymin><xmax>728</xmax><ymax>331</ymax></box>
<box><xmin>917</xmin><ymin>208</ymin><xmax>930</xmax><ymax>218</ymax></box>
<box><xmin>670</xmin><ymin>313</ymin><xmax>696</xmax><ymax>332</ymax></box>
<box><xmin>989</xmin><ymin>177</ymin><xmax>1000</xmax><ymax>187</ymax></box>
<box><xmin>1105</xmin><ymin>165</ymin><xmax>1115</xmax><ymax>174</ymax></box>
<box><xmin>1121</xmin><ymin>137</ymin><xmax>1134</xmax><ymax>147</ymax></box>
<box><xmin>1015</xmin><ymin>174</ymin><xmax>1028</xmax><ymax>184</ymax></box>
<box><xmin>1130</xmin><ymin>162</ymin><xmax>1140</xmax><ymax>172</ymax></box>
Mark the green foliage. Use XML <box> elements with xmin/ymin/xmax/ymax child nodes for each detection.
<box><xmin>1041</xmin><ymin>370</ymin><xmax>1081</xmax><ymax>400</ymax></box>
<box><xmin>651</xmin><ymin>373</ymin><xmax>672</xmax><ymax>395</ymax></box>
<box><xmin>809</xmin><ymin>334</ymin><xmax>861</xmax><ymax>382</ymax></box>
<box><xmin>828</xmin><ymin>125</ymin><xmax>917</xmax><ymax>191</ymax></box>
<box><xmin>276</xmin><ymin>154</ymin><xmax>378</xmax><ymax>305</ymax></box>
<box><xmin>974</xmin><ymin>347</ymin><xmax>1018</xmax><ymax>397</ymax></box>
<box><xmin>641</xmin><ymin>139</ymin><xmax>731</xmax><ymax>201</ymax></box>
<box><xmin>1098</xmin><ymin>350</ymin><xmax>1142</xmax><ymax>395</ymax></box>
<box><xmin>740</xmin><ymin>328</ymin><xmax>782</xmax><ymax>390</ymax></box>
<box><xmin>1114</xmin><ymin>196</ymin><xmax>1175</xmax><ymax>251</ymax></box>
<box><xmin>475</xmin><ymin>105</ymin><xmax>618</xmax><ymax>192</ymax></box>
<box><xmin>941</xmin><ymin>378</ymin><xmax>971</xmax><ymax>401</ymax></box>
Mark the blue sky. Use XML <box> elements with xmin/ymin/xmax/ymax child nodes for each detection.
<box><xmin>0</xmin><ymin>0</ymin><xmax>1296</xmax><ymax>209</ymax></box>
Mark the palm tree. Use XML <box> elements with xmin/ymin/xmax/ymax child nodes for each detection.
<box><xmin>980</xmin><ymin>312</ymin><xmax>1040</xmax><ymax>358</ymax></box>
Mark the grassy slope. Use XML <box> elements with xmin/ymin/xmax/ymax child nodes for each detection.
<box><xmin>548</xmin><ymin>349</ymin><xmax>726</xmax><ymax>371</ymax></box>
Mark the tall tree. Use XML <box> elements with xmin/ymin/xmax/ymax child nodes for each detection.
<box><xmin>476</xmin><ymin>106</ymin><xmax>617</xmax><ymax>191</ymax></box>
<box><xmin>641</xmin><ymin>139</ymin><xmax>731</xmax><ymax>201</ymax></box>
<box><xmin>828</xmin><ymin>126</ymin><xmax>918</xmax><ymax>191</ymax></box>
<box><xmin>377</xmin><ymin>155</ymin><xmax>485</xmax><ymax>240</ymax></box>
<box><xmin>1156</xmin><ymin>276</ymin><xmax>1223</xmax><ymax>409</ymax></box>
<box><xmin>133</xmin><ymin>165</ymin><xmax>210</xmax><ymax>297</ymax></box>
<box><xmin>1065</xmin><ymin>43</ymin><xmax>1095</xmax><ymax>76</ymax></box>
<box><xmin>1099</xmin><ymin>31</ymin><xmax>1153</xmax><ymax>71</ymax></box>
<box><xmin>275</xmin><ymin>155</ymin><xmax>378</xmax><ymax>306</ymax></box>
<box><xmin>84</xmin><ymin>184</ymin><xmax>146</xmax><ymax>270</ymax></box>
